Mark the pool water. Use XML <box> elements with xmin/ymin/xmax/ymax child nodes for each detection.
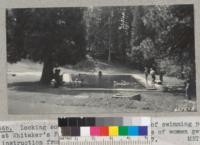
<box><xmin>70</xmin><ymin>74</ymin><xmax>144</xmax><ymax>89</ymax></box>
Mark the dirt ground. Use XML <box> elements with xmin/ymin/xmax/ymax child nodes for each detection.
<box><xmin>7</xmin><ymin>60</ymin><xmax>196</xmax><ymax>114</ymax></box>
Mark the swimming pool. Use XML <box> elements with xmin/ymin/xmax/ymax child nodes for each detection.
<box><xmin>67</xmin><ymin>74</ymin><xmax>145</xmax><ymax>89</ymax></box>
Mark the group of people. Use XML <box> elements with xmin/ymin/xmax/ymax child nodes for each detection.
<box><xmin>144</xmin><ymin>66</ymin><xmax>193</xmax><ymax>100</ymax></box>
<box><xmin>144</xmin><ymin>67</ymin><xmax>163</xmax><ymax>88</ymax></box>
<box><xmin>51</xmin><ymin>68</ymin><xmax>84</xmax><ymax>88</ymax></box>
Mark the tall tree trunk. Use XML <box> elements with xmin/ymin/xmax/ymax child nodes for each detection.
<box><xmin>130</xmin><ymin>7</ymin><xmax>143</xmax><ymax>46</ymax></box>
<box><xmin>108</xmin><ymin>10</ymin><xmax>113</xmax><ymax>63</ymax></box>
<box><xmin>40</xmin><ymin>58</ymin><xmax>54</xmax><ymax>85</ymax></box>
<box><xmin>108</xmin><ymin>17</ymin><xmax>111</xmax><ymax>63</ymax></box>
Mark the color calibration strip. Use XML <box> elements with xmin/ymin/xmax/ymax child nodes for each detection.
<box><xmin>60</xmin><ymin>126</ymin><xmax>148</xmax><ymax>137</ymax></box>
<box><xmin>58</xmin><ymin>117</ymin><xmax>150</xmax><ymax>137</ymax></box>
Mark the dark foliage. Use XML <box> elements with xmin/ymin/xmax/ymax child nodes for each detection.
<box><xmin>7</xmin><ymin>8</ymin><xmax>86</xmax><ymax>84</ymax></box>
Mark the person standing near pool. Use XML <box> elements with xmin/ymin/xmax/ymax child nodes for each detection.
<box><xmin>54</xmin><ymin>68</ymin><xmax>62</xmax><ymax>88</ymax></box>
<box><xmin>159</xmin><ymin>68</ymin><xmax>165</xmax><ymax>84</ymax></box>
<box><xmin>150</xmin><ymin>67</ymin><xmax>156</xmax><ymax>88</ymax></box>
<box><xmin>144</xmin><ymin>67</ymin><xmax>149</xmax><ymax>86</ymax></box>
<box><xmin>185</xmin><ymin>69</ymin><xmax>192</xmax><ymax>100</ymax></box>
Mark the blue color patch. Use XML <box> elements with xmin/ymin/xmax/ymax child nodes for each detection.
<box><xmin>139</xmin><ymin>126</ymin><xmax>148</xmax><ymax>136</ymax></box>
<box><xmin>128</xmin><ymin>126</ymin><xmax>139</xmax><ymax>136</ymax></box>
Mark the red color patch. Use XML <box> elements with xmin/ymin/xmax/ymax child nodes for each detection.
<box><xmin>99</xmin><ymin>126</ymin><xmax>109</xmax><ymax>136</ymax></box>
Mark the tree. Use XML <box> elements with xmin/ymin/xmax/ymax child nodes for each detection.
<box><xmin>126</xmin><ymin>4</ymin><xmax>195</xmax><ymax>76</ymax></box>
<box><xmin>7</xmin><ymin>8</ymin><xmax>87</xmax><ymax>84</ymax></box>
<box><xmin>86</xmin><ymin>7</ymin><xmax>133</xmax><ymax>63</ymax></box>
<box><xmin>142</xmin><ymin>5</ymin><xmax>194</xmax><ymax>63</ymax></box>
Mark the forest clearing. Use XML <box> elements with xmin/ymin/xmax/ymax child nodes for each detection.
<box><xmin>7</xmin><ymin>5</ymin><xmax>196</xmax><ymax>114</ymax></box>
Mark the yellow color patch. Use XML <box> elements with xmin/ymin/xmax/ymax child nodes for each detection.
<box><xmin>109</xmin><ymin>126</ymin><xmax>118</xmax><ymax>136</ymax></box>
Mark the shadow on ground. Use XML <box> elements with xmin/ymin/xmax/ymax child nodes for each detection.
<box><xmin>7</xmin><ymin>81</ymin><xmax>118</xmax><ymax>96</ymax></box>
<box><xmin>8</xmin><ymin>82</ymin><xmax>84</xmax><ymax>95</ymax></box>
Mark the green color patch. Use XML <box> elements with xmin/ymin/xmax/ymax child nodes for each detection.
<box><xmin>119</xmin><ymin>126</ymin><xmax>128</xmax><ymax>136</ymax></box>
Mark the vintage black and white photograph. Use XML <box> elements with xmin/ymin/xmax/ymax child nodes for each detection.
<box><xmin>6</xmin><ymin>5</ymin><xmax>196</xmax><ymax>114</ymax></box>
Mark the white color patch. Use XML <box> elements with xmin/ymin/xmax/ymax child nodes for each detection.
<box><xmin>80</xmin><ymin>127</ymin><xmax>90</xmax><ymax>137</ymax></box>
